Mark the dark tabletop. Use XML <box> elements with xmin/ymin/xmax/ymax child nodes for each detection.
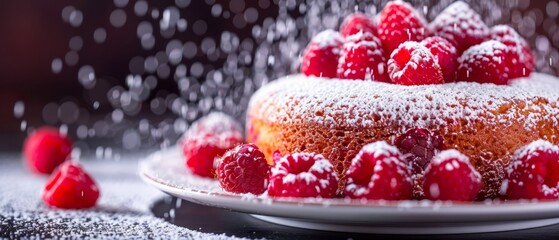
<box><xmin>152</xmin><ymin>196</ymin><xmax>559</xmax><ymax>240</ymax></box>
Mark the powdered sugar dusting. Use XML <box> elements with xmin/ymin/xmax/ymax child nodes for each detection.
<box><xmin>513</xmin><ymin>139</ymin><xmax>559</xmax><ymax>161</ymax></box>
<box><xmin>311</xmin><ymin>29</ymin><xmax>344</xmax><ymax>48</ymax></box>
<box><xmin>360</xmin><ymin>141</ymin><xmax>401</xmax><ymax>160</ymax></box>
<box><xmin>458</xmin><ymin>40</ymin><xmax>507</xmax><ymax>70</ymax></box>
<box><xmin>388</xmin><ymin>41</ymin><xmax>441</xmax><ymax>80</ymax></box>
<box><xmin>248</xmin><ymin>73</ymin><xmax>559</xmax><ymax>131</ymax></box>
<box><xmin>272</xmin><ymin>153</ymin><xmax>337</xmax><ymax>187</ymax></box>
<box><xmin>430</xmin><ymin>1</ymin><xmax>489</xmax><ymax>51</ymax></box>
<box><xmin>1</xmin><ymin>153</ymin><xmax>245</xmax><ymax>239</ymax></box>
<box><xmin>432</xmin><ymin>149</ymin><xmax>470</xmax><ymax>165</ymax></box>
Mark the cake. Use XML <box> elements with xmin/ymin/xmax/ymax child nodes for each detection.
<box><xmin>180</xmin><ymin>1</ymin><xmax>559</xmax><ymax>201</ymax></box>
<box><xmin>246</xmin><ymin>73</ymin><xmax>559</xmax><ymax>198</ymax></box>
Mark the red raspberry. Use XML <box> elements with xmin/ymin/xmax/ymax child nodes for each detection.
<box><xmin>42</xmin><ymin>161</ymin><xmax>100</xmax><ymax>209</ymax></box>
<box><xmin>378</xmin><ymin>1</ymin><xmax>429</xmax><ymax>56</ymax></box>
<box><xmin>23</xmin><ymin>127</ymin><xmax>73</xmax><ymax>174</ymax></box>
<box><xmin>491</xmin><ymin>25</ymin><xmax>534</xmax><ymax>79</ymax></box>
<box><xmin>388</xmin><ymin>41</ymin><xmax>445</xmax><ymax>85</ymax></box>
<box><xmin>337</xmin><ymin>32</ymin><xmax>389</xmax><ymax>82</ymax></box>
<box><xmin>503</xmin><ymin>140</ymin><xmax>559</xmax><ymax>200</ymax></box>
<box><xmin>217</xmin><ymin>144</ymin><xmax>270</xmax><ymax>195</ymax></box>
<box><xmin>268</xmin><ymin>152</ymin><xmax>339</xmax><ymax>198</ymax></box>
<box><xmin>180</xmin><ymin>112</ymin><xmax>244</xmax><ymax>178</ymax></box>
<box><xmin>421</xmin><ymin>37</ymin><xmax>458</xmax><ymax>82</ymax></box>
<box><xmin>394</xmin><ymin>128</ymin><xmax>446</xmax><ymax>199</ymax></box>
<box><xmin>344</xmin><ymin>141</ymin><xmax>412</xmax><ymax>200</ymax></box>
<box><xmin>430</xmin><ymin>1</ymin><xmax>489</xmax><ymax>54</ymax></box>
<box><xmin>423</xmin><ymin>150</ymin><xmax>482</xmax><ymax>201</ymax></box>
<box><xmin>457</xmin><ymin>40</ymin><xmax>509</xmax><ymax>85</ymax></box>
<box><xmin>301</xmin><ymin>30</ymin><xmax>344</xmax><ymax>78</ymax></box>
<box><xmin>339</xmin><ymin>13</ymin><xmax>377</xmax><ymax>38</ymax></box>
<box><xmin>394</xmin><ymin>128</ymin><xmax>446</xmax><ymax>175</ymax></box>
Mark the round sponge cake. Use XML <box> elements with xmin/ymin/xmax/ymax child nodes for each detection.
<box><xmin>247</xmin><ymin>73</ymin><xmax>559</xmax><ymax>198</ymax></box>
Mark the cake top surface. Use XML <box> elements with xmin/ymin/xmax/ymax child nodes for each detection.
<box><xmin>248</xmin><ymin>73</ymin><xmax>559</xmax><ymax>131</ymax></box>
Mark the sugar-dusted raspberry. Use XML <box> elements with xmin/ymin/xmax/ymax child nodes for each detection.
<box><xmin>217</xmin><ymin>144</ymin><xmax>270</xmax><ymax>195</ymax></box>
<box><xmin>423</xmin><ymin>149</ymin><xmax>482</xmax><ymax>201</ymax></box>
<box><xmin>430</xmin><ymin>1</ymin><xmax>490</xmax><ymax>54</ymax></box>
<box><xmin>268</xmin><ymin>152</ymin><xmax>339</xmax><ymax>198</ymax></box>
<box><xmin>339</xmin><ymin>13</ymin><xmax>377</xmax><ymax>38</ymax></box>
<box><xmin>180</xmin><ymin>112</ymin><xmax>244</xmax><ymax>178</ymax></box>
<box><xmin>377</xmin><ymin>1</ymin><xmax>429</xmax><ymax>56</ymax></box>
<box><xmin>344</xmin><ymin>141</ymin><xmax>412</xmax><ymax>200</ymax></box>
<box><xmin>388</xmin><ymin>41</ymin><xmax>445</xmax><ymax>85</ymax></box>
<box><xmin>301</xmin><ymin>29</ymin><xmax>344</xmax><ymax>78</ymax></box>
<box><xmin>457</xmin><ymin>40</ymin><xmax>509</xmax><ymax>85</ymax></box>
<box><xmin>491</xmin><ymin>25</ymin><xmax>534</xmax><ymax>79</ymax></box>
<box><xmin>23</xmin><ymin>127</ymin><xmax>73</xmax><ymax>174</ymax></box>
<box><xmin>337</xmin><ymin>32</ymin><xmax>389</xmax><ymax>82</ymax></box>
<box><xmin>421</xmin><ymin>36</ymin><xmax>458</xmax><ymax>82</ymax></box>
<box><xmin>42</xmin><ymin>161</ymin><xmax>100</xmax><ymax>209</ymax></box>
<box><xmin>503</xmin><ymin>140</ymin><xmax>559</xmax><ymax>200</ymax></box>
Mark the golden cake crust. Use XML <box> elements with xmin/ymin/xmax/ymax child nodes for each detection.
<box><xmin>247</xmin><ymin>73</ymin><xmax>559</xmax><ymax>198</ymax></box>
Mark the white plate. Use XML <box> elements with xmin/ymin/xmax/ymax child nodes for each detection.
<box><xmin>139</xmin><ymin>147</ymin><xmax>559</xmax><ymax>234</ymax></box>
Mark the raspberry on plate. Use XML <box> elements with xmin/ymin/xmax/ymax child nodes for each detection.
<box><xmin>388</xmin><ymin>41</ymin><xmax>445</xmax><ymax>85</ymax></box>
<box><xmin>430</xmin><ymin>1</ymin><xmax>490</xmax><ymax>54</ymax></box>
<box><xmin>339</xmin><ymin>13</ymin><xmax>377</xmax><ymax>38</ymax></box>
<box><xmin>421</xmin><ymin>36</ymin><xmax>458</xmax><ymax>82</ymax></box>
<box><xmin>180</xmin><ymin>112</ymin><xmax>244</xmax><ymax>178</ymax></box>
<box><xmin>491</xmin><ymin>25</ymin><xmax>535</xmax><ymax>79</ymax></box>
<box><xmin>217</xmin><ymin>144</ymin><xmax>270</xmax><ymax>195</ymax></box>
<box><xmin>377</xmin><ymin>1</ymin><xmax>429</xmax><ymax>56</ymax></box>
<box><xmin>503</xmin><ymin>140</ymin><xmax>559</xmax><ymax>200</ymax></box>
<box><xmin>268</xmin><ymin>152</ymin><xmax>339</xmax><ymax>198</ymax></box>
<box><xmin>344</xmin><ymin>141</ymin><xmax>412</xmax><ymax>200</ymax></box>
<box><xmin>337</xmin><ymin>32</ymin><xmax>389</xmax><ymax>82</ymax></box>
<box><xmin>457</xmin><ymin>40</ymin><xmax>509</xmax><ymax>85</ymax></box>
<box><xmin>301</xmin><ymin>29</ymin><xmax>344</xmax><ymax>78</ymax></box>
<box><xmin>42</xmin><ymin>161</ymin><xmax>100</xmax><ymax>209</ymax></box>
<box><xmin>423</xmin><ymin>149</ymin><xmax>482</xmax><ymax>201</ymax></box>
<box><xmin>23</xmin><ymin>127</ymin><xmax>73</xmax><ymax>174</ymax></box>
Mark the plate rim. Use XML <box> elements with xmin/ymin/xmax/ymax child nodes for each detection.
<box><xmin>139</xmin><ymin>147</ymin><xmax>559</xmax><ymax>222</ymax></box>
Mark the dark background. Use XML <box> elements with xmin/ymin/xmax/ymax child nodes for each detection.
<box><xmin>0</xmin><ymin>0</ymin><xmax>557</xmax><ymax>153</ymax></box>
<box><xmin>0</xmin><ymin>0</ymin><xmax>279</xmax><ymax>152</ymax></box>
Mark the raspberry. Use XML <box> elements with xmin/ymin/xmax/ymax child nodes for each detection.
<box><xmin>337</xmin><ymin>32</ymin><xmax>389</xmax><ymax>82</ymax></box>
<box><xmin>180</xmin><ymin>112</ymin><xmax>244</xmax><ymax>178</ymax></box>
<box><xmin>491</xmin><ymin>25</ymin><xmax>534</xmax><ymax>79</ymax></box>
<box><xmin>394</xmin><ymin>128</ymin><xmax>446</xmax><ymax>175</ymax></box>
<box><xmin>430</xmin><ymin>1</ymin><xmax>489</xmax><ymax>54</ymax></box>
<box><xmin>503</xmin><ymin>140</ymin><xmax>559</xmax><ymax>200</ymax></box>
<box><xmin>423</xmin><ymin>150</ymin><xmax>482</xmax><ymax>201</ymax></box>
<box><xmin>42</xmin><ymin>161</ymin><xmax>100</xmax><ymax>209</ymax></box>
<box><xmin>23</xmin><ymin>127</ymin><xmax>73</xmax><ymax>174</ymax></box>
<box><xmin>217</xmin><ymin>144</ymin><xmax>270</xmax><ymax>195</ymax></box>
<box><xmin>339</xmin><ymin>13</ymin><xmax>377</xmax><ymax>38</ymax></box>
<box><xmin>378</xmin><ymin>1</ymin><xmax>429</xmax><ymax>56</ymax></box>
<box><xmin>387</xmin><ymin>41</ymin><xmax>445</xmax><ymax>85</ymax></box>
<box><xmin>421</xmin><ymin>37</ymin><xmax>458</xmax><ymax>82</ymax></box>
<box><xmin>268</xmin><ymin>152</ymin><xmax>339</xmax><ymax>198</ymax></box>
<box><xmin>457</xmin><ymin>40</ymin><xmax>509</xmax><ymax>85</ymax></box>
<box><xmin>344</xmin><ymin>141</ymin><xmax>412</xmax><ymax>200</ymax></box>
<box><xmin>394</xmin><ymin>128</ymin><xmax>446</xmax><ymax>199</ymax></box>
<box><xmin>301</xmin><ymin>30</ymin><xmax>344</xmax><ymax>78</ymax></box>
